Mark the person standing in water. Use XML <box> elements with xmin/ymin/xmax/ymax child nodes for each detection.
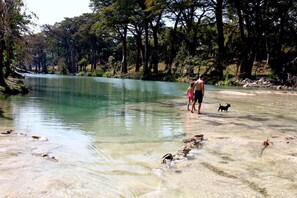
<box><xmin>186</xmin><ymin>82</ymin><xmax>196</xmax><ymax>111</ymax></box>
<box><xmin>191</xmin><ymin>75</ymin><xmax>205</xmax><ymax>114</ymax></box>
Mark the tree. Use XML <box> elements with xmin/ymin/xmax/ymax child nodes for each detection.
<box><xmin>91</xmin><ymin>0</ymin><xmax>135</xmax><ymax>74</ymax></box>
<box><xmin>211</xmin><ymin>0</ymin><xmax>226</xmax><ymax>79</ymax></box>
<box><xmin>268</xmin><ymin>0</ymin><xmax>296</xmax><ymax>76</ymax></box>
<box><xmin>146</xmin><ymin>0</ymin><xmax>167</xmax><ymax>74</ymax></box>
<box><xmin>127</xmin><ymin>7</ymin><xmax>145</xmax><ymax>72</ymax></box>
<box><xmin>21</xmin><ymin>0</ymin><xmax>297</xmax><ymax>82</ymax></box>
<box><xmin>0</xmin><ymin>0</ymin><xmax>31</xmax><ymax>89</ymax></box>
<box><xmin>43</xmin><ymin>17</ymin><xmax>83</xmax><ymax>74</ymax></box>
<box><xmin>227</xmin><ymin>0</ymin><xmax>296</xmax><ymax>79</ymax></box>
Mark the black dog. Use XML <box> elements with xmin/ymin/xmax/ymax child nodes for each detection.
<box><xmin>218</xmin><ymin>103</ymin><xmax>231</xmax><ymax>111</ymax></box>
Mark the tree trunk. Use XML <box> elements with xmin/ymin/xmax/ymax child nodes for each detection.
<box><xmin>167</xmin><ymin>11</ymin><xmax>181</xmax><ymax>74</ymax></box>
<box><xmin>239</xmin><ymin>48</ymin><xmax>255</xmax><ymax>78</ymax></box>
<box><xmin>215</xmin><ymin>0</ymin><xmax>225</xmax><ymax>79</ymax></box>
<box><xmin>271</xmin><ymin>11</ymin><xmax>285</xmax><ymax>76</ymax></box>
<box><xmin>0</xmin><ymin>45</ymin><xmax>8</xmax><ymax>88</ymax></box>
<box><xmin>120</xmin><ymin>26</ymin><xmax>127</xmax><ymax>74</ymax></box>
<box><xmin>135</xmin><ymin>33</ymin><xmax>142</xmax><ymax>72</ymax></box>
<box><xmin>4</xmin><ymin>45</ymin><xmax>13</xmax><ymax>78</ymax></box>
<box><xmin>0</xmin><ymin>0</ymin><xmax>8</xmax><ymax>88</ymax></box>
<box><xmin>234</xmin><ymin>1</ymin><xmax>253</xmax><ymax>78</ymax></box>
<box><xmin>151</xmin><ymin>26</ymin><xmax>159</xmax><ymax>74</ymax></box>
<box><xmin>143</xmin><ymin>20</ymin><xmax>150</xmax><ymax>79</ymax></box>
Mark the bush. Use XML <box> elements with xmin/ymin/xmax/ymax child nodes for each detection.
<box><xmin>48</xmin><ymin>68</ymin><xmax>56</xmax><ymax>74</ymax></box>
<box><xmin>103</xmin><ymin>70</ymin><xmax>115</xmax><ymax>78</ymax></box>
<box><xmin>92</xmin><ymin>71</ymin><xmax>104</xmax><ymax>77</ymax></box>
<box><xmin>60</xmin><ymin>64</ymin><xmax>69</xmax><ymax>75</ymax></box>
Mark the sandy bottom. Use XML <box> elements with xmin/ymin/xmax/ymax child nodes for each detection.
<box><xmin>1</xmin><ymin>115</ymin><xmax>297</xmax><ymax>198</ymax></box>
<box><xmin>161</xmin><ymin>112</ymin><xmax>297</xmax><ymax>198</ymax></box>
<box><xmin>1</xmin><ymin>90</ymin><xmax>297</xmax><ymax>198</ymax></box>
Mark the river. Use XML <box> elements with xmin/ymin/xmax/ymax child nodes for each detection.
<box><xmin>0</xmin><ymin>74</ymin><xmax>296</xmax><ymax>197</ymax></box>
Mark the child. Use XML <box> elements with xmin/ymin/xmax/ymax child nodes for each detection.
<box><xmin>186</xmin><ymin>82</ymin><xmax>196</xmax><ymax>111</ymax></box>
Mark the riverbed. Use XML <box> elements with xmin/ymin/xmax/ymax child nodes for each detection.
<box><xmin>0</xmin><ymin>75</ymin><xmax>297</xmax><ymax>197</ymax></box>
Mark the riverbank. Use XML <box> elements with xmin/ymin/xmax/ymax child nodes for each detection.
<box><xmin>215</xmin><ymin>76</ymin><xmax>297</xmax><ymax>91</ymax></box>
<box><xmin>0</xmin><ymin>127</ymin><xmax>60</xmax><ymax>196</ymax></box>
<box><xmin>0</xmin><ymin>77</ymin><xmax>29</xmax><ymax>95</ymax></box>
<box><xmin>161</xmin><ymin>119</ymin><xmax>297</xmax><ymax>197</ymax></box>
<box><xmin>164</xmin><ymin>90</ymin><xmax>297</xmax><ymax>197</ymax></box>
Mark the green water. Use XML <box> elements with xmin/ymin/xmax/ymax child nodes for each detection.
<box><xmin>10</xmin><ymin>75</ymin><xmax>194</xmax><ymax>140</ymax></box>
<box><xmin>1</xmin><ymin>75</ymin><xmax>297</xmax><ymax>197</ymax></box>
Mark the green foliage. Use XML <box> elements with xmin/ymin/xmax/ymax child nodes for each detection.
<box><xmin>86</xmin><ymin>72</ymin><xmax>93</xmax><ymax>76</ymax></box>
<box><xmin>108</xmin><ymin>56</ymin><xmax>115</xmax><ymax>69</ymax></box>
<box><xmin>217</xmin><ymin>74</ymin><xmax>243</xmax><ymax>86</ymax></box>
<box><xmin>47</xmin><ymin>67</ymin><xmax>56</xmax><ymax>74</ymax></box>
<box><xmin>0</xmin><ymin>86</ymin><xmax>5</xmax><ymax>93</ymax></box>
<box><xmin>78</xmin><ymin>58</ymin><xmax>88</xmax><ymax>68</ymax></box>
<box><xmin>0</xmin><ymin>0</ymin><xmax>32</xmax><ymax>90</ymax></box>
<box><xmin>76</xmin><ymin>70</ymin><xmax>104</xmax><ymax>77</ymax></box>
<box><xmin>174</xmin><ymin>41</ymin><xmax>209</xmax><ymax>76</ymax></box>
<box><xmin>93</xmin><ymin>71</ymin><xmax>104</xmax><ymax>77</ymax></box>
<box><xmin>14</xmin><ymin>0</ymin><xmax>296</xmax><ymax>88</ymax></box>
<box><xmin>60</xmin><ymin>64</ymin><xmax>69</xmax><ymax>75</ymax></box>
<box><xmin>161</xmin><ymin>74</ymin><xmax>176</xmax><ymax>82</ymax></box>
<box><xmin>103</xmin><ymin>70</ymin><xmax>116</xmax><ymax>78</ymax></box>
<box><xmin>114</xmin><ymin>72</ymin><xmax>143</xmax><ymax>80</ymax></box>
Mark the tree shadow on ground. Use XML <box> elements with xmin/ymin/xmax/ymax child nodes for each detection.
<box><xmin>203</xmin><ymin>112</ymin><xmax>271</xmax><ymax>129</ymax></box>
<box><xmin>204</xmin><ymin>112</ymin><xmax>234</xmax><ymax>119</ymax></box>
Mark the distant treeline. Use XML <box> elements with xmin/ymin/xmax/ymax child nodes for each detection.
<box><xmin>1</xmin><ymin>1</ymin><xmax>297</xmax><ymax>88</ymax></box>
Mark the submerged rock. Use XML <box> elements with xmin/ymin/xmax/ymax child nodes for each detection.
<box><xmin>31</xmin><ymin>135</ymin><xmax>48</xmax><ymax>141</ymax></box>
<box><xmin>162</xmin><ymin>134</ymin><xmax>204</xmax><ymax>165</ymax></box>
<box><xmin>1</xmin><ymin>129</ymin><xmax>13</xmax><ymax>135</ymax></box>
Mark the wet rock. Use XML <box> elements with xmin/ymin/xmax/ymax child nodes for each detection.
<box><xmin>239</xmin><ymin>77</ymin><xmax>296</xmax><ymax>90</ymax></box>
<box><xmin>161</xmin><ymin>153</ymin><xmax>174</xmax><ymax>164</ymax></box>
<box><xmin>31</xmin><ymin>135</ymin><xmax>48</xmax><ymax>141</ymax></box>
<box><xmin>1</xmin><ymin>129</ymin><xmax>13</xmax><ymax>135</ymax></box>
<box><xmin>181</xmin><ymin>146</ymin><xmax>191</xmax><ymax>157</ymax></box>
<box><xmin>162</xmin><ymin>134</ymin><xmax>204</xmax><ymax>164</ymax></box>
<box><xmin>42</xmin><ymin>154</ymin><xmax>58</xmax><ymax>162</ymax></box>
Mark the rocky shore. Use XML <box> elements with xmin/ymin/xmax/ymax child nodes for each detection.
<box><xmin>239</xmin><ymin>77</ymin><xmax>297</xmax><ymax>90</ymax></box>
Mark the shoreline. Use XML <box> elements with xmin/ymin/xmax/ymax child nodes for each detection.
<box><xmin>0</xmin><ymin>127</ymin><xmax>60</xmax><ymax>196</ymax></box>
<box><xmin>167</xmin><ymin>94</ymin><xmax>297</xmax><ymax>197</ymax></box>
<box><xmin>1</xmin><ymin>90</ymin><xmax>297</xmax><ymax>197</ymax></box>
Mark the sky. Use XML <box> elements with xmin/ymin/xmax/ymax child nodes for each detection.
<box><xmin>23</xmin><ymin>0</ymin><xmax>92</xmax><ymax>32</ymax></box>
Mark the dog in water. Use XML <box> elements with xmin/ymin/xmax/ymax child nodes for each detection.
<box><xmin>218</xmin><ymin>103</ymin><xmax>231</xmax><ymax>111</ymax></box>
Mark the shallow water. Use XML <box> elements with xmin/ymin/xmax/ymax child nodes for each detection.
<box><xmin>0</xmin><ymin>75</ymin><xmax>297</xmax><ymax>197</ymax></box>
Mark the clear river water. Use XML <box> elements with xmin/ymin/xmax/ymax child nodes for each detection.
<box><xmin>0</xmin><ymin>74</ymin><xmax>296</xmax><ymax>198</ymax></box>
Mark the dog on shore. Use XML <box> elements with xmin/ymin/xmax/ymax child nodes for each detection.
<box><xmin>218</xmin><ymin>103</ymin><xmax>231</xmax><ymax>111</ymax></box>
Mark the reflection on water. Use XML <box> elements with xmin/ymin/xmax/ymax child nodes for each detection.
<box><xmin>0</xmin><ymin>75</ymin><xmax>297</xmax><ymax>197</ymax></box>
<box><xmin>12</xmin><ymin>75</ymin><xmax>188</xmax><ymax>141</ymax></box>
